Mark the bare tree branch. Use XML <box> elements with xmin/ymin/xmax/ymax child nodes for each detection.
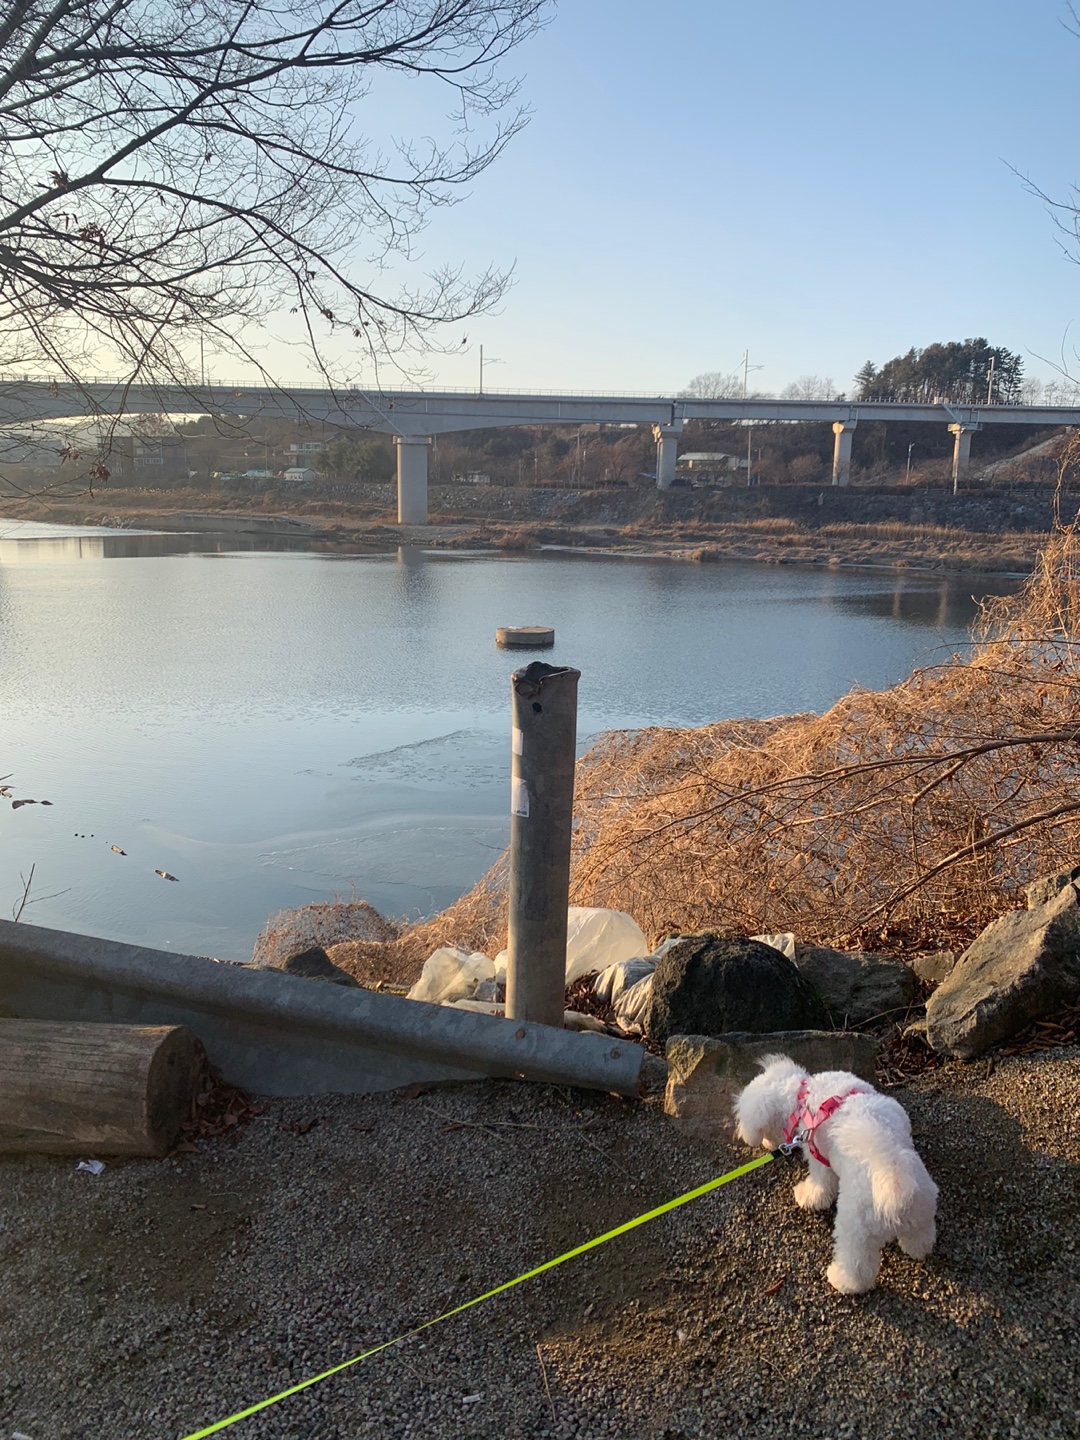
<box><xmin>0</xmin><ymin>0</ymin><xmax>550</xmax><ymax>492</ymax></box>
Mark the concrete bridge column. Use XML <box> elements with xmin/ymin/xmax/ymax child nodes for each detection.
<box><xmin>394</xmin><ymin>435</ymin><xmax>431</xmax><ymax>525</ymax></box>
<box><xmin>831</xmin><ymin>421</ymin><xmax>856</xmax><ymax>487</ymax></box>
<box><xmin>653</xmin><ymin>422</ymin><xmax>684</xmax><ymax>490</ymax></box>
<box><xmin>948</xmin><ymin>423</ymin><xmax>979</xmax><ymax>495</ymax></box>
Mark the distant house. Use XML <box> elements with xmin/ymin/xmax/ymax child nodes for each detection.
<box><xmin>283</xmin><ymin>466</ymin><xmax>316</xmax><ymax>485</ymax></box>
<box><xmin>675</xmin><ymin>452</ymin><xmax>748</xmax><ymax>487</ymax></box>
<box><xmin>453</xmin><ymin>471</ymin><xmax>491</xmax><ymax>485</ymax></box>
<box><xmin>288</xmin><ymin>441</ymin><xmax>323</xmax><ymax>457</ymax></box>
<box><xmin>676</xmin><ymin>452</ymin><xmax>741</xmax><ymax>473</ymax></box>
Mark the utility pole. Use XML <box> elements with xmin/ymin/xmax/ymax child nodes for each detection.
<box><xmin>986</xmin><ymin>354</ymin><xmax>997</xmax><ymax>405</ymax></box>
<box><xmin>479</xmin><ymin>343</ymin><xmax>483</xmax><ymax>395</ymax></box>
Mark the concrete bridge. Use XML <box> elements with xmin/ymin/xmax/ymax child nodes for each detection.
<box><xmin>4</xmin><ymin>380</ymin><xmax>1077</xmax><ymax>524</ymax></box>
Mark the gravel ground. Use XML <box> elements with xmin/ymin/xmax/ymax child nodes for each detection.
<box><xmin>1</xmin><ymin>1050</ymin><xmax>1077</xmax><ymax>1440</ymax></box>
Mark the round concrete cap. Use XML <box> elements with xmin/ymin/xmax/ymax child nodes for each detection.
<box><xmin>495</xmin><ymin>625</ymin><xmax>555</xmax><ymax>648</ymax></box>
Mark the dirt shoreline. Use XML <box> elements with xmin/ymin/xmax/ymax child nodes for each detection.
<box><xmin>2</xmin><ymin>488</ymin><xmax>1047</xmax><ymax>579</ymax></box>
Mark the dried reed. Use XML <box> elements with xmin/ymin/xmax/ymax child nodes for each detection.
<box><xmin>404</xmin><ymin>453</ymin><xmax>1080</xmax><ymax>967</ymax></box>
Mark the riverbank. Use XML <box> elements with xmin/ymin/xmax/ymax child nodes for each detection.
<box><xmin>1</xmin><ymin>479</ymin><xmax>1059</xmax><ymax>575</ymax></box>
<box><xmin>1</xmin><ymin>1052</ymin><xmax>1076</xmax><ymax>1440</ymax></box>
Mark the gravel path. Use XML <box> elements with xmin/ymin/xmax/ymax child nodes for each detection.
<box><xmin>1</xmin><ymin>1050</ymin><xmax>1077</xmax><ymax>1440</ymax></box>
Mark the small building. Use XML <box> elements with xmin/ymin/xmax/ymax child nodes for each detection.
<box><xmin>287</xmin><ymin>441</ymin><xmax>323</xmax><ymax>458</ymax></box>
<box><xmin>674</xmin><ymin>452</ymin><xmax>748</xmax><ymax>488</ymax></box>
<box><xmin>453</xmin><ymin>471</ymin><xmax>491</xmax><ymax>485</ymax></box>
<box><xmin>283</xmin><ymin>466</ymin><xmax>316</xmax><ymax>485</ymax></box>
<box><xmin>676</xmin><ymin>452</ymin><xmax>740</xmax><ymax>473</ymax></box>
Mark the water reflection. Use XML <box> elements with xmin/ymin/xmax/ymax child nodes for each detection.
<box><xmin>837</xmin><ymin>571</ymin><xmax>1015</xmax><ymax>631</ymax></box>
<box><xmin>0</xmin><ymin>517</ymin><xmax>360</xmax><ymax>564</ymax></box>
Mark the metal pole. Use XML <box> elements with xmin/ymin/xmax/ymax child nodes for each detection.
<box><xmin>506</xmin><ymin>661</ymin><xmax>581</xmax><ymax>1028</ymax></box>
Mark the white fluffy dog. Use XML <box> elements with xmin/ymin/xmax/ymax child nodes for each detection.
<box><xmin>734</xmin><ymin>1054</ymin><xmax>938</xmax><ymax>1294</ymax></box>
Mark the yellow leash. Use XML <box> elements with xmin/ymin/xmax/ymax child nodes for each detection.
<box><xmin>180</xmin><ymin>1151</ymin><xmax>774</xmax><ymax>1438</ymax></box>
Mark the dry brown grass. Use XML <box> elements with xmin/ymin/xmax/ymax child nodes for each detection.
<box><xmin>565</xmin><ymin>527</ymin><xmax>1080</xmax><ymax>952</ymax></box>
<box><xmin>621</xmin><ymin>513</ymin><xmax>1041</xmax><ymax>571</ymax></box>
<box><xmin>405</xmin><ymin>456</ymin><xmax>1080</xmax><ymax>966</ymax></box>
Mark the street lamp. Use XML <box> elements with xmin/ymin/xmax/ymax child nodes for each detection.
<box><xmin>906</xmin><ymin>442</ymin><xmax>914</xmax><ymax>483</ymax></box>
<box><xmin>741</xmin><ymin>349</ymin><xmax>764</xmax><ymax>399</ymax></box>
<box><xmin>478</xmin><ymin>344</ymin><xmax>504</xmax><ymax>394</ymax></box>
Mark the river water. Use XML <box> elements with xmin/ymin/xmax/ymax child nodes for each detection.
<box><xmin>0</xmin><ymin>520</ymin><xmax>1017</xmax><ymax>959</ymax></box>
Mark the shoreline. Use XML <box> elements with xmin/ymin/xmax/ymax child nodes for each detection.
<box><xmin>2</xmin><ymin>492</ymin><xmax>1045</xmax><ymax>580</ymax></box>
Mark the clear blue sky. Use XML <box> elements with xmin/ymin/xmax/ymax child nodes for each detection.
<box><xmin>265</xmin><ymin>1</ymin><xmax>1080</xmax><ymax>395</ymax></box>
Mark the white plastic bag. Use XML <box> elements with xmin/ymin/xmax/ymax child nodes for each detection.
<box><xmin>492</xmin><ymin>907</ymin><xmax>649</xmax><ymax>987</ymax></box>
<box><xmin>612</xmin><ymin>972</ymin><xmax>654</xmax><ymax>1034</ymax></box>
<box><xmin>751</xmin><ymin>932</ymin><xmax>797</xmax><ymax>961</ymax></box>
<box><xmin>407</xmin><ymin>947</ymin><xmax>494</xmax><ymax>1005</ymax></box>
<box><xmin>594</xmin><ymin>957</ymin><xmax>656</xmax><ymax>1006</ymax></box>
<box><xmin>564</xmin><ymin>907</ymin><xmax>650</xmax><ymax>984</ymax></box>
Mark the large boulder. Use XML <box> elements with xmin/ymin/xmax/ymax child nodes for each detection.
<box><xmin>792</xmin><ymin>945</ymin><xmax>917</xmax><ymax>1027</ymax></box>
<box><xmin>664</xmin><ymin>1030</ymin><xmax>879</xmax><ymax>1143</ymax></box>
<box><xmin>926</xmin><ymin>884</ymin><xmax>1080</xmax><ymax>1058</ymax></box>
<box><xmin>645</xmin><ymin>935</ymin><xmax>827</xmax><ymax>1047</ymax></box>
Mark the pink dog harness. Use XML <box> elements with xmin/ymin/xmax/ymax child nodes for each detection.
<box><xmin>782</xmin><ymin>1079</ymin><xmax>861</xmax><ymax>1165</ymax></box>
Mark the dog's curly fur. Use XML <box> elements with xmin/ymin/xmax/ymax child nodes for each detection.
<box><xmin>734</xmin><ymin>1054</ymin><xmax>938</xmax><ymax>1294</ymax></box>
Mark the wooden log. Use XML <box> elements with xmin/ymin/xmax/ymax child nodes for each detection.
<box><xmin>0</xmin><ymin>1020</ymin><xmax>206</xmax><ymax>1156</ymax></box>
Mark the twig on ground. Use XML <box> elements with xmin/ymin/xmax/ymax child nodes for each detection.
<box><xmin>536</xmin><ymin>1343</ymin><xmax>556</xmax><ymax>1423</ymax></box>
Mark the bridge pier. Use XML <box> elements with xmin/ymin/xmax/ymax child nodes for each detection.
<box><xmin>948</xmin><ymin>423</ymin><xmax>979</xmax><ymax>495</ymax></box>
<box><xmin>653</xmin><ymin>421</ymin><xmax>684</xmax><ymax>490</ymax></box>
<box><xmin>831</xmin><ymin>421</ymin><xmax>856</xmax><ymax>487</ymax></box>
<box><xmin>395</xmin><ymin>435</ymin><xmax>431</xmax><ymax>525</ymax></box>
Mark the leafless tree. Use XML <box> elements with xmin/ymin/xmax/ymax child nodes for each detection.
<box><xmin>680</xmin><ymin>370</ymin><xmax>744</xmax><ymax>400</ymax></box>
<box><xmin>780</xmin><ymin>374</ymin><xmax>838</xmax><ymax>402</ymax></box>
<box><xmin>0</xmin><ymin>0</ymin><xmax>549</xmax><ymax>400</ymax></box>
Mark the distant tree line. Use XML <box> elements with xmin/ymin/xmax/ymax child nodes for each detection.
<box><xmin>854</xmin><ymin>339</ymin><xmax>1024</xmax><ymax>405</ymax></box>
<box><xmin>685</xmin><ymin>340</ymin><xmax>1035</xmax><ymax>409</ymax></box>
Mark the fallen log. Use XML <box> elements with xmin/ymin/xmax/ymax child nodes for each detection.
<box><xmin>0</xmin><ymin>1020</ymin><xmax>206</xmax><ymax>1155</ymax></box>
